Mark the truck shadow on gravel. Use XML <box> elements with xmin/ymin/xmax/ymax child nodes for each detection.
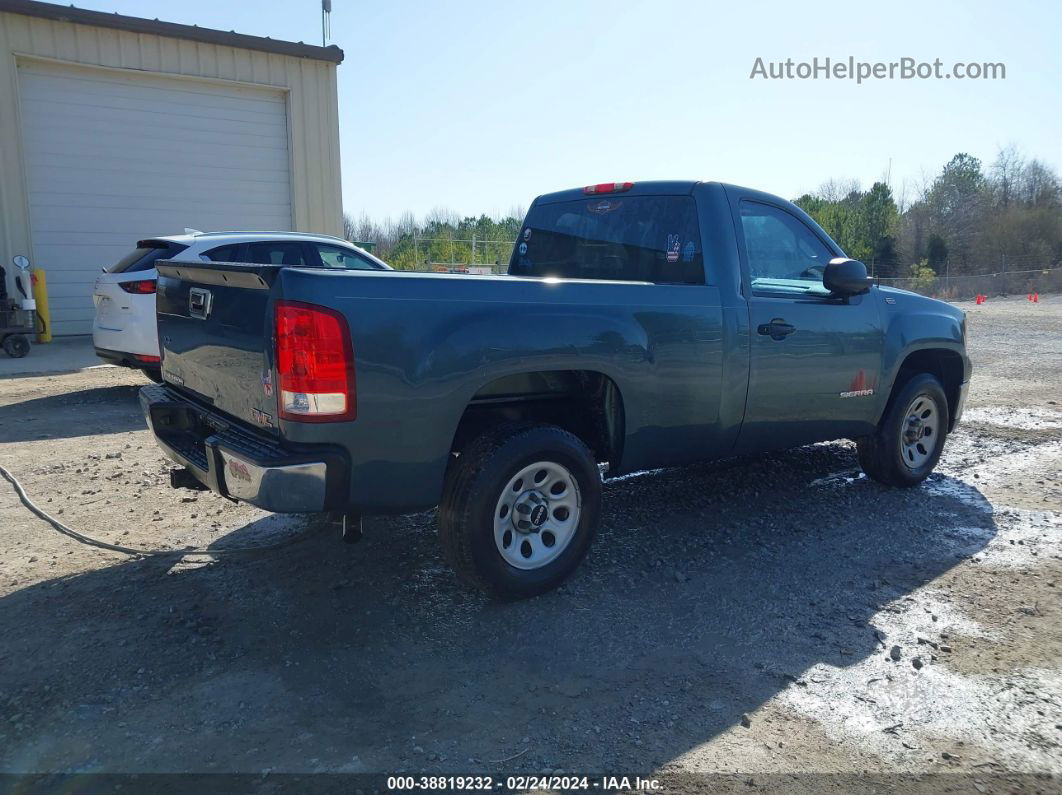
<box><xmin>0</xmin><ymin>441</ymin><xmax>996</xmax><ymax>774</ymax></box>
<box><xmin>0</xmin><ymin>385</ymin><xmax>146</xmax><ymax>442</ymax></box>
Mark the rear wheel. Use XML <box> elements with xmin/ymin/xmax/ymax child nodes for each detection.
<box><xmin>438</xmin><ymin>423</ymin><xmax>601</xmax><ymax>599</ymax></box>
<box><xmin>2</xmin><ymin>335</ymin><xmax>30</xmax><ymax>358</ymax></box>
<box><xmin>857</xmin><ymin>373</ymin><xmax>949</xmax><ymax>487</ymax></box>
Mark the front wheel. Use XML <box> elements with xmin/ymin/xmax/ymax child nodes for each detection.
<box><xmin>438</xmin><ymin>423</ymin><xmax>601</xmax><ymax>599</ymax></box>
<box><xmin>857</xmin><ymin>372</ymin><xmax>949</xmax><ymax>487</ymax></box>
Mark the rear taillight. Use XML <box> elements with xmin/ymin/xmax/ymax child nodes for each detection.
<box><xmin>274</xmin><ymin>300</ymin><xmax>356</xmax><ymax>422</ymax></box>
<box><xmin>119</xmin><ymin>279</ymin><xmax>157</xmax><ymax>294</ymax></box>
<box><xmin>134</xmin><ymin>354</ymin><xmax>161</xmax><ymax>364</ymax></box>
<box><xmin>583</xmin><ymin>181</ymin><xmax>634</xmax><ymax>195</ymax></box>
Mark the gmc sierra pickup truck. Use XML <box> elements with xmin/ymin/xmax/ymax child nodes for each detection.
<box><xmin>141</xmin><ymin>181</ymin><xmax>970</xmax><ymax>598</ymax></box>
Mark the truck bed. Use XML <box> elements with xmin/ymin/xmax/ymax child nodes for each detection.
<box><xmin>154</xmin><ymin>262</ymin><xmax>743</xmax><ymax>513</ymax></box>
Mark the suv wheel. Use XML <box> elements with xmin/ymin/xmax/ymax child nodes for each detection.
<box><xmin>857</xmin><ymin>373</ymin><xmax>950</xmax><ymax>487</ymax></box>
<box><xmin>438</xmin><ymin>423</ymin><xmax>601</xmax><ymax>599</ymax></box>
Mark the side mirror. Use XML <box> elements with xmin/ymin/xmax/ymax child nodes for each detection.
<box><xmin>823</xmin><ymin>257</ymin><xmax>873</xmax><ymax>296</ymax></box>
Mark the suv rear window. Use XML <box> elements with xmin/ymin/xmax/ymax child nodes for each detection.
<box><xmin>107</xmin><ymin>241</ymin><xmax>188</xmax><ymax>273</ymax></box>
<box><xmin>509</xmin><ymin>195</ymin><xmax>704</xmax><ymax>284</ymax></box>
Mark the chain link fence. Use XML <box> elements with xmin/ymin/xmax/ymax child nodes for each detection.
<box><xmin>403</xmin><ymin>236</ymin><xmax>516</xmax><ymax>272</ymax></box>
<box><xmin>876</xmin><ymin>267</ymin><xmax>1062</xmax><ymax>301</ymax></box>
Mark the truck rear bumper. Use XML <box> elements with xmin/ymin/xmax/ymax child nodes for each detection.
<box><xmin>139</xmin><ymin>384</ymin><xmax>348</xmax><ymax>513</ymax></box>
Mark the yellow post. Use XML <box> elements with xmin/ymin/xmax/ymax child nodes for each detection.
<box><xmin>31</xmin><ymin>268</ymin><xmax>51</xmax><ymax>343</ymax></box>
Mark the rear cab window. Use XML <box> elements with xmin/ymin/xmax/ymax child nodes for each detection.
<box><xmin>107</xmin><ymin>241</ymin><xmax>188</xmax><ymax>273</ymax></box>
<box><xmin>509</xmin><ymin>195</ymin><xmax>704</xmax><ymax>284</ymax></box>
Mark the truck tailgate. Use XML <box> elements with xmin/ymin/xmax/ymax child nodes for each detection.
<box><xmin>156</xmin><ymin>261</ymin><xmax>280</xmax><ymax>436</ymax></box>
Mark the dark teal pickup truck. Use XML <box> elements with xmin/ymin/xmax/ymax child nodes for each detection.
<box><xmin>141</xmin><ymin>181</ymin><xmax>970</xmax><ymax>598</ymax></box>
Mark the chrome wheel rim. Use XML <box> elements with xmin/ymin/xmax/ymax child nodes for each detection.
<box><xmin>900</xmin><ymin>394</ymin><xmax>940</xmax><ymax>470</ymax></box>
<box><xmin>494</xmin><ymin>460</ymin><xmax>581</xmax><ymax>570</ymax></box>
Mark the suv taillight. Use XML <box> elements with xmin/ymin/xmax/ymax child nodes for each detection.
<box><xmin>274</xmin><ymin>300</ymin><xmax>356</xmax><ymax>422</ymax></box>
<box><xmin>119</xmin><ymin>279</ymin><xmax>157</xmax><ymax>294</ymax></box>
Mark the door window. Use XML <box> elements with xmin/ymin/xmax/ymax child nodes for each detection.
<box><xmin>739</xmin><ymin>202</ymin><xmax>834</xmax><ymax>296</ymax></box>
<box><xmin>202</xmin><ymin>244</ymin><xmax>245</xmax><ymax>263</ymax></box>
<box><xmin>245</xmin><ymin>241</ymin><xmax>310</xmax><ymax>266</ymax></box>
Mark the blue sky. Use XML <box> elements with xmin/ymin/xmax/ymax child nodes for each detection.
<box><xmin>67</xmin><ymin>0</ymin><xmax>1061</xmax><ymax>221</ymax></box>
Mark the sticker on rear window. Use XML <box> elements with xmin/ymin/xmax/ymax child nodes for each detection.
<box><xmin>522</xmin><ymin>228</ymin><xmax>532</xmax><ymax>241</ymax></box>
<box><xmin>518</xmin><ymin>242</ymin><xmax>528</xmax><ymax>255</ymax></box>
<box><xmin>682</xmin><ymin>240</ymin><xmax>696</xmax><ymax>262</ymax></box>
<box><xmin>587</xmin><ymin>199</ymin><xmax>622</xmax><ymax>214</ymax></box>
<box><xmin>666</xmin><ymin>234</ymin><xmax>681</xmax><ymax>263</ymax></box>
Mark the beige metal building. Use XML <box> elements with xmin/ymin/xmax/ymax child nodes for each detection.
<box><xmin>0</xmin><ymin>0</ymin><xmax>344</xmax><ymax>335</ymax></box>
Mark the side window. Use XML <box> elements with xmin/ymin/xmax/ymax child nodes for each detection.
<box><xmin>314</xmin><ymin>243</ymin><xmax>378</xmax><ymax>270</ymax></box>
<box><xmin>245</xmin><ymin>241</ymin><xmax>309</xmax><ymax>267</ymax></box>
<box><xmin>202</xmin><ymin>244</ymin><xmax>244</xmax><ymax>263</ymax></box>
<box><xmin>739</xmin><ymin>202</ymin><xmax>834</xmax><ymax>295</ymax></box>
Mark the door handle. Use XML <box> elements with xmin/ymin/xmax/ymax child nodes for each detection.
<box><xmin>757</xmin><ymin>318</ymin><xmax>796</xmax><ymax>340</ymax></box>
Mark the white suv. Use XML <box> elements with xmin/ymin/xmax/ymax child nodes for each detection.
<box><xmin>92</xmin><ymin>231</ymin><xmax>389</xmax><ymax>379</ymax></box>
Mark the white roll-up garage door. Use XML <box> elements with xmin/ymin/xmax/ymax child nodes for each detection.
<box><xmin>17</xmin><ymin>59</ymin><xmax>293</xmax><ymax>335</ymax></box>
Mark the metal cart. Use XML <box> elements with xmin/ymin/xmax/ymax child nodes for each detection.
<box><xmin>0</xmin><ymin>306</ymin><xmax>34</xmax><ymax>358</ymax></box>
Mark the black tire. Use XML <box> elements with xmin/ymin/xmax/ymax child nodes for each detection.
<box><xmin>438</xmin><ymin>423</ymin><xmax>601</xmax><ymax>599</ymax></box>
<box><xmin>857</xmin><ymin>372</ymin><xmax>950</xmax><ymax>487</ymax></box>
<box><xmin>143</xmin><ymin>368</ymin><xmax>164</xmax><ymax>384</ymax></box>
<box><xmin>3</xmin><ymin>335</ymin><xmax>30</xmax><ymax>358</ymax></box>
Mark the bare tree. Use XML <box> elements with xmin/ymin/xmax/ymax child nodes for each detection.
<box><xmin>425</xmin><ymin>206</ymin><xmax>459</xmax><ymax>228</ymax></box>
<box><xmin>990</xmin><ymin>144</ymin><xmax>1025</xmax><ymax>208</ymax></box>
<box><xmin>396</xmin><ymin>211</ymin><xmax>417</xmax><ymax>236</ymax></box>
<box><xmin>817</xmin><ymin>178</ymin><xmax>861</xmax><ymax>202</ymax></box>
<box><xmin>1020</xmin><ymin>159</ymin><xmax>1061</xmax><ymax>207</ymax></box>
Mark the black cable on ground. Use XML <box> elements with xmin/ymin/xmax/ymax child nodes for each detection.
<box><xmin>0</xmin><ymin>464</ymin><xmax>331</xmax><ymax>558</ymax></box>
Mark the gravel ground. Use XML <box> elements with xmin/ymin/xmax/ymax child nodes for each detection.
<box><xmin>0</xmin><ymin>295</ymin><xmax>1059</xmax><ymax>791</ymax></box>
